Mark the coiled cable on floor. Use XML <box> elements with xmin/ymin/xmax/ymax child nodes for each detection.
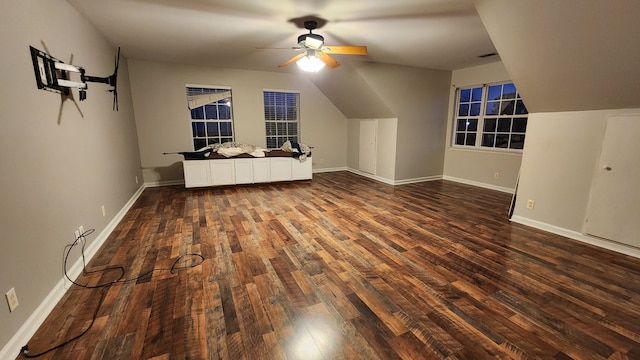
<box><xmin>20</xmin><ymin>229</ymin><xmax>205</xmax><ymax>358</ymax></box>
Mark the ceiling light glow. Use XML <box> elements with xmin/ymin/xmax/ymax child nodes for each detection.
<box><xmin>296</xmin><ymin>55</ymin><xmax>325</xmax><ymax>73</ymax></box>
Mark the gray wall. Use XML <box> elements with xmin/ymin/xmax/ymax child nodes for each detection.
<box><xmin>0</xmin><ymin>0</ymin><xmax>141</xmax><ymax>350</ymax></box>
<box><xmin>512</xmin><ymin>108</ymin><xmax>640</xmax><ymax>232</ymax></box>
<box><xmin>128</xmin><ymin>60</ymin><xmax>349</xmax><ymax>184</ymax></box>
<box><xmin>354</xmin><ymin>63</ymin><xmax>451</xmax><ymax>181</ymax></box>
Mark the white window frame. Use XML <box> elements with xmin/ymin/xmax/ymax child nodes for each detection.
<box><xmin>185</xmin><ymin>84</ymin><xmax>234</xmax><ymax>150</ymax></box>
<box><xmin>263</xmin><ymin>89</ymin><xmax>301</xmax><ymax>149</ymax></box>
<box><xmin>452</xmin><ymin>81</ymin><xmax>528</xmax><ymax>152</ymax></box>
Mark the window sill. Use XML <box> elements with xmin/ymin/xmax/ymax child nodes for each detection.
<box><xmin>448</xmin><ymin>146</ymin><xmax>524</xmax><ymax>156</ymax></box>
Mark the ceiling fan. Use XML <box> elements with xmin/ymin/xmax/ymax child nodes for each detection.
<box><xmin>276</xmin><ymin>19</ymin><xmax>367</xmax><ymax>72</ymax></box>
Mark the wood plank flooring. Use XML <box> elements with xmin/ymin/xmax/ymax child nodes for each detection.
<box><xmin>19</xmin><ymin>171</ymin><xmax>640</xmax><ymax>359</ymax></box>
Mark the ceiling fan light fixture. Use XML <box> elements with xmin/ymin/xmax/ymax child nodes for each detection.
<box><xmin>296</xmin><ymin>54</ymin><xmax>325</xmax><ymax>73</ymax></box>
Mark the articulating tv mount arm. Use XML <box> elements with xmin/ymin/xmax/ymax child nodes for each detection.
<box><xmin>30</xmin><ymin>46</ymin><xmax>120</xmax><ymax>111</ymax></box>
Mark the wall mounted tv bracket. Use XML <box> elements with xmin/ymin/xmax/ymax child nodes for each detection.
<box><xmin>29</xmin><ymin>46</ymin><xmax>120</xmax><ymax>111</ymax></box>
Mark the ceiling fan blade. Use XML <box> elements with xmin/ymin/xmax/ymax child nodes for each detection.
<box><xmin>318</xmin><ymin>53</ymin><xmax>340</xmax><ymax>69</ymax></box>
<box><xmin>278</xmin><ymin>53</ymin><xmax>306</xmax><ymax>67</ymax></box>
<box><xmin>323</xmin><ymin>45</ymin><xmax>368</xmax><ymax>55</ymax></box>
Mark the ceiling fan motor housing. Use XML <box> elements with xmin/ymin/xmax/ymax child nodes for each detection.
<box><xmin>298</xmin><ymin>33</ymin><xmax>324</xmax><ymax>46</ymax></box>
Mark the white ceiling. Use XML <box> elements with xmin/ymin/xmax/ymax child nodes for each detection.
<box><xmin>66</xmin><ymin>0</ymin><xmax>498</xmax><ymax>73</ymax></box>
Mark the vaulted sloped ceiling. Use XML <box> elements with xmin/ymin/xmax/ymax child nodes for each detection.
<box><xmin>307</xmin><ymin>62</ymin><xmax>395</xmax><ymax>119</ymax></box>
<box><xmin>475</xmin><ymin>0</ymin><xmax>640</xmax><ymax>113</ymax></box>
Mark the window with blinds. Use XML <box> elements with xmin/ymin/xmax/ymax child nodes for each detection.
<box><xmin>263</xmin><ymin>90</ymin><xmax>300</xmax><ymax>149</ymax></box>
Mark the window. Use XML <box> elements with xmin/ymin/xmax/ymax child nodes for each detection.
<box><xmin>453</xmin><ymin>82</ymin><xmax>528</xmax><ymax>150</ymax></box>
<box><xmin>263</xmin><ymin>90</ymin><xmax>300</xmax><ymax>149</ymax></box>
<box><xmin>186</xmin><ymin>85</ymin><xmax>234</xmax><ymax>150</ymax></box>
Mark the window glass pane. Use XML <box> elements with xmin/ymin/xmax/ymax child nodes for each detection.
<box><xmin>456</xmin><ymin>119</ymin><xmax>466</xmax><ymax>131</ymax></box>
<box><xmin>496</xmin><ymin>134</ymin><xmax>509</xmax><ymax>148</ymax></box>
<box><xmin>482</xmin><ymin>134</ymin><xmax>495</xmax><ymax>147</ymax></box>
<box><xmin>487</xmin><ymin>85</ymin><xmax>502</xmax><ymax>101</ymax></box>
<box><xmin>512</xmin><ymin>118</ymin><xmax>528</xmax><ymax>132</ymax></box>
<box><xmin>204</xmin><ymin>104</ymin><xmax>218</xmax><ymax>119</ymax></box>
<box><xmin>455</xmin><ymin>133</ymin><xmax>465</xmax><ymax>145</ymax></box>
<box><xmin>515</xmin><ymin>100</ymin><xmax>528</xmax><ymax>115</ymax></box>
<box><xmin>467</xmin><ymin>119</ymin><xmax>478</xmax><ymax>131</ymax></box>
<box><xmin>503</xmin><ymin>83</ymin><xmax>517</xmax><ymax>99</ymax></box>
<box><xmin>500</xmin><ymin>100</ymin><xmax>515</xmax><ymax>115</ymax></box>
<box><xmin>208</xmin><ymin>138</ymin><xmax>220</xmax><ymax>146</ymax></box>
<box><xmin>193</xmin><ymin>139</ymin><xmax>206</xmax><ymax>150</ymax></box>
<box><xmin>192</xmin><ymin>122</ymin><xmax>205</xmax><ymax>137</ymax></box>
<box><xmin>263</xmin><ymin>92</ymin><xmax>273</xmax><ymax>107</ymax></box>
<box><xmin>220</xmin><ymin>122</ymin><xmax>232</xmax><ymax>136</ymax></box>
<box><xmin>206</xmin><ymin>122</ymin><xmax>219</xmax><ymax>137</ymax></box>
<box><xmin>471</xmin><ymin>87</ymin><xmax>483</xmax><ymax>102</ymax></box>
<box><xmin>460</xmin><ymin>89</ymin><xmax>471</xmax><ymax>102</ymax></box>
<box><xmin>510</xmin><ymin>134</ymin><xmax>525</xmax><ymax>149</ymax></box>
<box><xmin>218</xmin><ymin>104</ymin><xmax>231</xmax><ymax>119</ymax></box>
<box><xmin>287</xmin><ymin>123</ymin><xmax>298</xmax><ymax>134</ymax></box>
<box><xmin>470</xmin><ymin>102</ymin><xmax>481</xmax><ymax>116</ymax></box>
<box><xmin>265</xmin><ymin>107</ymin><xmax>275</xmax><ymax>120</ymax></box>
<box><xmin>458</xmin><ymin>104</ymin><xmax>470</xmax><ymax>117</ymax></box>
<box><xmin>497</xmin><ymin>118</ymin><xmax>512</xmax><ymax>132</ymax></box>
<box><xmin>287</xmin><ymin>107</ymin><xmax>297</xmax><ymax>120</ymax></box>
<box><xmin>266</xmin><ymin>123</ymin><xmax>276</xmax><ymax>136</ymax></box>
<box><xmin>466</xmin><ymin>133</ymin><xmax>476</xmax><ymax>146</ymax></box>
<box><xmin>486</xmin><ymin>101</ymin><xmax>500</xmax><ymax>115</ymax></box>
<box><xmin>484</xmin><ymin>118</ymin><xmax>497</xmax><ymax>132</ymax></box>
<box><xmin>191</xmin><ymin>107</ymin><xmax>204</xmax><ymax>119</ymax></box>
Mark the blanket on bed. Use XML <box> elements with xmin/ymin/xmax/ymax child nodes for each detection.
<box><xmin>200</xmin><ymin>142</ymin><xmax>269</xmax><ymax>158</ymax></box>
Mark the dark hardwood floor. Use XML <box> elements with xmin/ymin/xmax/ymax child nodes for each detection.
<box><xmin>19</xmin><ymin>171</ymin><xmax>640</xmax><ymax>359</ymax></box>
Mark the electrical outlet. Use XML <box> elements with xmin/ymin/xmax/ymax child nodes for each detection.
<box><xmin>526</xmin><ymin>199</ymin><xmax>535</xmax><ymax>210</ymax></box>
<box><xmin>101</xmin><ymin>205</ymin><xmax>106</xmax><ymax>217</ymax></box>
<box><xmin>5</xmin><ymin>287</ymin><xmax>19</xmax><ymax>312</ymax></box>
<box><xmin>494</xmin><ymin>172</ymin><xmax>500</xmax><ymax>179</ymax></box>
<box><xmin>79</xmin><ymin>225</ymin><xmax>85</xmax><ymax>235</ymax></box>
<box><xmin>135</xmin><ymin>175</ymin><xmax>139</xmax><ymax>184</ymax></box>
<box><xmin>74</xmin><ymin>229</ymin><xmax>80</xmax><ymax>239</ymax></box>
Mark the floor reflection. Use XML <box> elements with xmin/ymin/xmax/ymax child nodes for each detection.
<box><xmin>286</xmin><ymin>314</ymin><xmax>340</xmax><ymax>359</ymax></box>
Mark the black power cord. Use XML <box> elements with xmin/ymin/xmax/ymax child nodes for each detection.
<box><xmin>20</xmin><ymin>229</ymin><xmax>205</xmax><ymax>358</ymax></box>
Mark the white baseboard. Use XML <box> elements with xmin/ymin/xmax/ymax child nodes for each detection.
<box><xmin>394</xmin><ymin>175</ymin><xmax>442</xmax><ymax>185</ymax></box>
<box><xmin>347</xmin><ymin>168</ymin><xmax>396</xmax><ymax>185</ymax></box>
<box><xmin>144</xmin><ymin>179</ymin><xmax>184</xmax><ymax>188</ymax></box>
<box><xmin>0</xmin><ymin>185</ymin><xmax>146</xmax><ymax>360</ymax></box>
<box><xmin>443</xmin><ymin>175</ymin><xmax>515</xmax><ymax>194</ymax></box>
<box><xmin>347</xmin><ymin>168</ymin><xmax>443</xmax><ymax>186</ymax></box>
<box><xmin>313</xmin><ymin>166</ymin><xmax>348</xmax><ymax>173</ymax></box>
<box><xmin>510</xmin><ymin>215</ymin><xmax>640</xmax><ymax>259</ymax></box>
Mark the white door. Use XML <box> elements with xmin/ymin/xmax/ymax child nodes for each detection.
<box><xmin>584</xmin><ymin>115</ymin><xmax>640</xmax><ymax>247</ymax></box>
<box><xmin>359</xmin><ymin>120</ymin><xmax>377</xmax><ymax>175</ymax></box>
